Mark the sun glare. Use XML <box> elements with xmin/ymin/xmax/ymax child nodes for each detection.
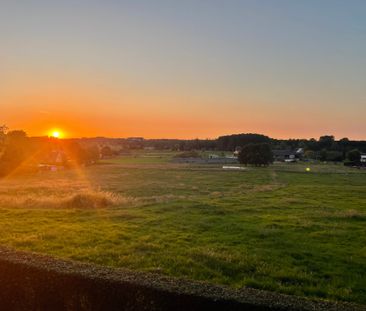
<box><xmin>49</xmin><ymin>130</ymin><xmax>64</xmax><ymax>139</ymax></box>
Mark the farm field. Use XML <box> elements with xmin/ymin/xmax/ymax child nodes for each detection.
<box><xmin>0</xmin><ymin>153</ymin><xmax>365</xmax><ymax>304</ymax></box>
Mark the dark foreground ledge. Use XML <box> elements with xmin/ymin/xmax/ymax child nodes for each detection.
<box><xmin>0</xmin><ymin>247</ymin><xmax>364</xmax><ymax>311</ymax></box>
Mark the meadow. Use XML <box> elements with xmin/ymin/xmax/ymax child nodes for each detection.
<box><xmin>0</xmin><ymin>152</ymin><xmax>365</xmax><ymax>304</ymax></box>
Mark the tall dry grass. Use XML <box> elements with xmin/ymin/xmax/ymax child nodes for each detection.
<box><xmin>0</xmin><ymin>190</ymin><xmax>135</xmax><ymax>209</ymax></box>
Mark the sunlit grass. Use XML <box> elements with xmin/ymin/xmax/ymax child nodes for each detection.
<box><xmin>0</xmin><ymin>155</ymin><xmax>365</xmax><ymax>304</ymax></box>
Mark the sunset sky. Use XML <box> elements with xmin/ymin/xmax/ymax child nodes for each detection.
<box><xmin>1</xmin><ymin>0</ymin><xmax>365</xmax><ymax>139</ymax></box>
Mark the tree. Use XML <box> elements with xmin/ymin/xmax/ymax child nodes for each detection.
<box><xmin>319</xmin><ymin>135</ymin><xmax>335</xmax><ymax>150</ymax></box>
<box><xmin>238</xmin><ymin>143</ymin><xmax>273</xmax><ymax>166</ymax></box>
<box><xmin>307</xmin><ymin>138</ymin><xmax>318</xmax><ymax>151</ymax></box>
<box><xmin>0</xmin><ymin>125</ymin><xmax>7</xmax><ymax>137</ymax></box>
<box><xmin>0</xmin><ymin>130</ymin><xmax>30</xmax><ymax>177</ymax></box>
<box><xmin>217</xmin><ymin>133</ymin><xmax>271</xmax><ymax>151</ymax></box>
<box><xmin>339</xmin><ymin>137</ymin><xmax>349</xmax><ymax>144</ymax></box>
<box><xmin>325</xmin><ymin>151</ymin><xmax>343</xmax><ymax>162</ymax></box>
<box><xmin>320</xmin><ymin>149</ymin><xmax>328</xmax><ymax>162</ymax></box>
<box><xmin>339</xmin><ymin>137</ymin><xmax>350</xmax><ymax>160</ymax></box>
<box><xmin>85</xmin><ymin>145</ymin><xmax>100</xmax><ymax>164</ymax></box>
<box><xmin>101</xmin><ymin>145</ymin><xmax>113</xmax><ymax>158</ymax></box>
<box><xmin>347</xmin><ymin>149</ymin><xmax>361</xmax><ymax>163</ymax></box>
<box><xmin>0</xmin><ymin>125</ymin><xmax>8</xmax><ymax>151</ymax></box>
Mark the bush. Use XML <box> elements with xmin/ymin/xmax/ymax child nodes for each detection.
<box><xmin>238</xmin><ymin>143</ymin><xmax>273</xmax><ymax>166</ymax></box>
<box><xmin>347</xmin><ymin>149</ymin><xmax>361</xmax><ymax>163</ymax></box>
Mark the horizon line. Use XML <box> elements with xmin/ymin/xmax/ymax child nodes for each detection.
<box><xmin>28</xmin><ymin>134</ymin><xmax>365</xmax><ymax>141</ymax></box>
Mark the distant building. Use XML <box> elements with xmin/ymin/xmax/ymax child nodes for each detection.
<box><xmin>273</xmin><ymin>148</ymin><xmax>304</xmax><ymax>162</ymax></box>
<box><xmin>273</xmin><ymin>150</ymin><xmax>297</xmax><ymax>162</ymax></box>
<box><xmin>296</xmin><ymin>148</ymin><xmax>304</xmax><ymax>155</ymax></box>
<box><xmin>361</xmin><ymin>154</ymin><xmax>366</xmax><ymax>163</ymax></box>
<box><xmin>233</xmin><ymin>147</ymin><xmax>242</xmax><ymax>157</ymax></box>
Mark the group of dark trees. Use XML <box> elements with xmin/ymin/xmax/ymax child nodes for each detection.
<box><xmin>217</xmin><ymin>134</ymin><xmax>366</xmax><ymax>156</ymax></box>
<box><xmin>66</xmin><ymin>133</ymin><xmax>366</xmax><ymax>166</ymax></box>
<box><xmin>192</xmin><ymin>134</ymin><xmax>363</xmax><ymax>165</ymax></box>
<box><xmin>231</xmin><ymin>134</ymin><xmax>365</xmax><ymax>166</ymax></box>
<box><xmin>44</xmin><ymin>133</ymin><xmax>366</xmax><ymax>158</ymax></box>
<box><xmin>142</xmin><ymin>134</ymin><xmax>365</xmax><ymax>166</ymax></box>
<box><xmin>217</xmin><ymin>134</ymin><xmax>271</xmax><ymax>151</ymax></box>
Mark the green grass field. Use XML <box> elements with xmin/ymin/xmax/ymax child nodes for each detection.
<box><xmin>0</xmin><ymin>153</ymin><xmax>365</xmax><ymax>304</ymax></box>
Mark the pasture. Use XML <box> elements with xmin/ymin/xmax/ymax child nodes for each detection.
<box><xmin>0</xmin><ymin>153</ymin><xmax>365</xmax><ymax>304</ymax></box>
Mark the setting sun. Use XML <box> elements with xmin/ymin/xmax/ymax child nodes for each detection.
<box><xmin>50</xmin><ymin>130</ymin><xmax>63</xmax><ymax>139</ymax></box>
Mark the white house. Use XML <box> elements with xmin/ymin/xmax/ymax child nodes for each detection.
<box><xmin>361</xmin><ymin>154</ymin><xmax>366</xmax><ymax>163</ymax></box>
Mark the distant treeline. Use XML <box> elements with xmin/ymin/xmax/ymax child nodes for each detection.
<box><xmin>1</xmin><ymin>124</ymin><xmax>366</xmax><ymax>177</ymax></box>
<box><xmin>217</xmin><ymin>134</ymin><xmax>366</xmax><ymax>162</ymax></box>
<box><xmin>76</xmin><ymin>133</ymin><xmax>366</xmax><ymax>155</ymax></box>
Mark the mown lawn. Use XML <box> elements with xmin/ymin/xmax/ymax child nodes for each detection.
<box><xmin>0</xmin><ymin>155</ymin><xmax>365</xmax><ymax>304</ymax></box>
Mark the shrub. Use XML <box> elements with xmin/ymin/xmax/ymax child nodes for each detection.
<box><xmin>238</xmin><ymin>143</ymin><xmax>273</xmax><ymax>166</ymax></box>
